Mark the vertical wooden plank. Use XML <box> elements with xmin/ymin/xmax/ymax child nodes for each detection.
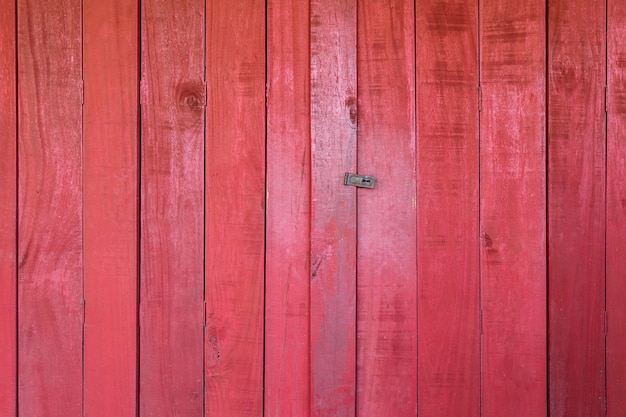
<box><xmin>416</xmin><ymin>0</ymin><xmax>480</xmax><ymax>415</ymax></box>
<box><xmin>310</xmin><ymin>0</ymin><xmax>357</xmax><ymax>415</ymax></box>
<box><xmin>204</xmin><ymin>1</ymin><xmax>265</xmax><ymax>416</ymax></box>
<box><xmin>83</xmin><ymin>0</ymin><xmax>138</xmax><ymax>416</ymax></box>
<box><xmin>356</xmin><ymin>0</ymin><xmax>416</xmax><ymax>415</ymax></box>
<box><xmin>265</xmin><ymin>0</ymin><xmax>310</xmax><ymax>416</ymax></box>
<box><xmin>17</xmin><ymin>0</ymin><xmax>83</xmax><ymax>415</ymax></box>
<box><xmin>548</xmin><ymin>0</ymin><xmax>607</xmax><ymax>415</ymax></box>
<box><xmin>140</xmin><ymin>0</ymin><xmax>204</xmax><ymax>415</ymax></box>
<box><xmin>0</xmin><ymin>0</ymin><xmax>16</xmax><ymax>415</ymax></box>
<box><xmin>479</xmin><ymin>1</ymin><xmax>547</xmax><ymax>416</ymax></box>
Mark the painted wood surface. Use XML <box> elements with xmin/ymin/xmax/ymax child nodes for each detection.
<box><xmin>479</xmin><ymin>1</ymin><xmax>547</xmax><ymax>416</ymax></box>
<box><xmin>416</xmin><ymin>1</ymin><xmax>480</xmax><ymax>415</ymax></box>
<box><xmin>83</xmin><ymin>0</ymin><xmax>138</xmax><ymax>416</ymax></box>
<box><xmin>356</xmin><ymin>0</ymin><xmax>417</xmax><ymax>415</ymax></box>
<box><xmin>0</xmin><ymin>1</ymin><xmax>16</xmax><ymax>415</ymax></box>
<box><xmin>310</xmin><ymin>0</ymin><xmax>357</xmax><ymax>415</ymax></box>
<box><xmin>265</xmin><ymin>0</ymin><xmax>310</xmax><ymax>416</ymax></box>
<box><xmin>140</xmin><ymin>0</ymin><xmax>205</xmax><ymax>415</ymax></box>
<box><xmin>548</xmin><ymin>1</ymin><xmax>607</xmax><ymax>415</ymax></box>
<box><xmin>17</xmin><ymin>0</ymin><xmax>83</xmax><ymax>415</ymax></box>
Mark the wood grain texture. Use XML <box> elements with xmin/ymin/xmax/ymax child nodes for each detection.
<box><xmin>83</xmin><ymin>0</ymin><xmax>138</xmax><ymax>415</ymax></box>
<box><xmin>479</xmin><ymin>1</ymin><xmax>547</xmax><ymax>416</ymax></box>
<box><xmin>0</xmin><ymin>1</ymin><xmax>16</xmax><ymax>415</ymax></box>
<box><xmin>416</xmin><ymin>1</ymin><xmax>480</xmax><ymax>415</ymax></box>
<box><xmin>205</xmin><ymin>1</ymin><xmax>265</xmax><ymax>415</ymax></box>
<box><xmin>265</xmin><ymin>0</ymin><xmax>310</xmax><ymax>416</ymax></box>
<box><xmin>310</xmin><ymin>0</ymin><xmax>357</xmax><ymax>415</ymax></box>
<box><xmin>548</xmin><ymin>1</ymin><xmax>607</xmax><ymax>415</ymax></box>
<box><xmin>607</xmin><ymin>1</ymin><xmax>626</xmax><ymax>415</ymax></box>
<box><xmin>140</xmin><ymin>0</ymin><xmax>205</xmax><ymax>415</ymax></box>
<box><xmin>17</xmin><ymin>0</ymin><xmax>83</xmax><ymax>415</ymax></box>
<box><xmin>356</xmin><ymin>0</ymin><xmax>417</xmax><ymax>415</ymax></box>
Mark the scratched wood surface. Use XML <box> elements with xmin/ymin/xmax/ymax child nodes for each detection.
<box><xmin>265</xmin><ymin>0</ymin><xmax>310</xmax><ymax>416</ymax></box>
<box><xmin>140</xmin><ymin>0</ymin><xmax>205</xmax><ymax>415</ymax></box>
<box><xmin>416</xmin><ymin>1</ymin><xmax>480</xmax><ymax>415</ymax></box>
<box><xmin>479</xmin><ymin>1</ymin><xmax>547</xmax><ymax>416</ymax></box>
<box><xmin>310</xmin><ymin>0</ymin><xmax>357</xmax><ymax>415</ymax></box>
<box><xmin>356</xmin><ymin>0</ymin><xmax>417</xmax><ymax>415</ymax></box>
<box><xmin>17</xmin><ymin>0</ymin><xmax>83</xmax><ymax>415</ymax></box>
<box><xmin>83</xmin><ymin>0</ymin><xmax>138</xmax><ymax>416</ymax></box>
<box><xmin>548</xmin><ymin>1</ymin><xmax>607</xmax><ymax>415</ymax></box>
<box><xmin>0</xmin><ymin>1</ymin><xmax>16</xmax><ymax>415</ymax></box>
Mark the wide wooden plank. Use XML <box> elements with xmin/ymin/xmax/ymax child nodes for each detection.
<box><xmin>416</xmin><ymin>0</ymin><xmax>480</xmax><ymax>415</ymax></box>
<box><xmin>140</xmin><ymin>0</ymin><xmax>205</xmax><ymax>415</ymax></box>
<box><xmin>356</xmin><ymin>0</ymin><xmax>416</xmax><ymax>415</ymax></box>
<box><xmin>83</xmin><ymin>0</ymin><xmax>138</xmax><ymax>416</ymax></box>
<box><xmin>479</xmin><ymin>1</ymin><xmax>547</xmax><ymax>416</ymax></box>
<box><xmin>265</xmin><ymin>0</ymin><xmax>310</xmax><ymax>416</ymax></box>
<box><xmin>0</xmin><ymin>1</ymin><xmax>16</xmax><ymax>415</ymax></box>
<box><xmin>205</xmin><ymin>1</ymin><xmax>265</xmax><ymax>415</ymax></box>
<box><xmin>548</xmin><ymin>1</ymin><xmax>606</xmax><ymax>415</ymax></box>
<box><xmin>310</xmin><ymin>0</ymin><xmax>357</xmax><ymax>415</ymax></box>
<box><xmin>17</xmin><ymin>0</ymin><xmax>83</xmax><ymax>415</ymax></box>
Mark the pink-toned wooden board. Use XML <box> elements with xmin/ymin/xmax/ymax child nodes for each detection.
<box><xmin>309</xmin><ymin>0</ymin><xmax>357</xmax><ymax>415</ymax></box>
<box><xmin>479</xmin><ymin>1</ymin><xmax>547</xmax><ymax>416</ymax></box>
<box><xmin>548</xmin><ymin>1</ymin><xmax>606</xmax><ymax>415</ymax></box>
<box><xmin>356</xmin><ymin>0</ymin><xmax>417</xmax><ymax>415</ymax></box>
<box><xmin>265</xmin><ymin>0</ymin><xmax>310</xmax><ymax>416</ymax></box>
<box><xmin>17</xmin><ymin>0</ymin><xmax>83</xmax><ymax>415</ymax></box>
<box><xmin>140</xmin><ymin>0</ymin><xmax>205</xmax><ymax>415</ymax></box>
<box><xmin>416</xmin><ymin>0</ymin><xmax>480</xmax><ymax>415</ymax></box>
<box><xmin>0</xmin><ymin>1</ymin><xmax>16</xmax><ymax>415</ymax></box>
<box><xmin>205</xmin><ymin>1</ymin><xmax>265</xmax><ymax>415</ymax></box>
<box><xmin>83</xmin><ymin>0</ymin><xmax>138</xmax><ymax>415</ymax></box>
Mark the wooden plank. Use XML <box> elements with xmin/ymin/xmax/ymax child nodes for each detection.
<box><xmin>309</xmin><ymin>0</ymin><xmax>357</xmax><ymax>415</ymax></box>
<box><xmin>83</xmin><ymin>0</ymin><xmax>138</xmax><ymax>416</ymax></box>
<box><xmin>479</xmin><ymin>1</ymin><xmax>547</xmax><ymax>416</ymax></box>
<box><xmin>0</xmin><ymin>0</ymin><xmax>16</xmax><ymax>415</ymax></box>
<box><xmin>140</xmin><ymin>0</ymin><xmax>204</xmax><ymax>415</ymax></box>
<box><xmin>356</xmin><ymin>0</ymin><xmax>416</xmax><ymax>415</ymax></box>
<box><xmin>265</xmin><ymin>0</ymin><xmax>310</xmax><ymax>416</ymax></box>
<box><xmin>204</xmin><ymin>1</ymin><xmax>265</xmax><ymax>416</ymax></box>
<box><xmin>548</xmin><ymin>1</ymin><xmax>607</xmax><ymax>415</ymax></box>
<box><xmin>415</xmin><ymin>0</ymin><xmax>480</xmax><ymax>415</ymax></box>
<box><xmin>17</xmin><ymin>0</ymin><xmax>83</xmax><ymax>415</ymax></box>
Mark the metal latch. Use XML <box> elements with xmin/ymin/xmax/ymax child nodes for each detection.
<box><xmin>344</xmin><ymin>172</ymin><xmax>375</xmax><ymax>189</ymax></box>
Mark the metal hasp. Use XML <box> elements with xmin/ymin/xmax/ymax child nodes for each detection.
<box><xmin>344</xmin><ymin>172</ymin><xmax>375</xmax><ymax>189</ymax></box>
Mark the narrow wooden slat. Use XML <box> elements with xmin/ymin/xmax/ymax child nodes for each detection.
<box><xmin>416</xmin><ymin>0</ymin><xmax>480</xmax><ymax>415</ymax></box>
<box><xmin>17</xmin><ymin>0</ymin><xmax>83</xmax><ymax>415</ymax></box>
<box><xmin>479</xmin><ymin>1</ymin><xmax>547</xmax><ymax>416</ymax></box>
<box><xmin>140</xmin><ymin>0</ymin><xmax>204</xmax><ymax>415</ymax></box>
<box><xmin>310</xmin><ymin>0</ymin><xmax>357</xmax><ymax>415</ymax></box>
<box><xmin>356</xmin><ymin>0</ymin><xmax>417</xmax><ymax>415</ymax></box>
<box><xmin>548</xmin><ymin>1</ymin><xmax>607</xmax><ymax>415</ymax></box>
<box><xmin>265</xmin><ymin>0</ymin><xmax>310</xmax><ymax>415</ymax></box>
<box><xmin>83</xmin><ymin>0</ymin><xmax>138</xmax><ymax>415</ymax></box>
<box><xmin>204</xmin><ymin>1</ymin><xmax>265</xmax><ymax>415</ymax></box>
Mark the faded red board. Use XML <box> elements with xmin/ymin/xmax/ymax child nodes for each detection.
<box><xmin>17</xmin><ymin>0</ymin><xmax>83</xmax><ymax>415</ymax></box>
<box><xmin>0</xmin><ymin>1</ymin><xmax>16</xmax><ymax>415</ymax></box>
<box><xmin>140</xmin><ymin>0</ymin><xmax>205</xmax><ymax>415</ymax></box>
<box><xmin>548</xmin><ymin>1</ymin><xmax>606</xmax><ymax>415</ymax></box>
<box><xmin>83</xmin><ymin>0</ymin><xmax>138</xmax><ymax>416</ymax></box>
<box><xmin>205</xmin><ymin>1</ymin><xmax>265</xmax><ymax>415</ymax></box>
<box><xmin>356</xmin><ymin>0</ymin><xmax>417</xmax><ymax>415</ymax></box>
<box><xmin>479</xmin><ymin>1</ymin><xmax>547</xmax><ymax>416</ymax></box>
<box><xmin>265</xmin><ymin>0</ymin><xmax>310</xmax><ymax>415</ymax></box>
<box><xmin>416</xmin><ymin>0</ymin><xmax>480</xmax><ymax>415</ymax></box>
<box><xmin>310</xmin><ymin>0</ymin><xmax>357</xmax><ymax>415</ymax></box>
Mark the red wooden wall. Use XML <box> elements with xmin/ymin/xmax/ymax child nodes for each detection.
<box><xmin>0</xmin><ymin>0</ymin><xmax>624</xmax><ymax>416</ymax></box>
